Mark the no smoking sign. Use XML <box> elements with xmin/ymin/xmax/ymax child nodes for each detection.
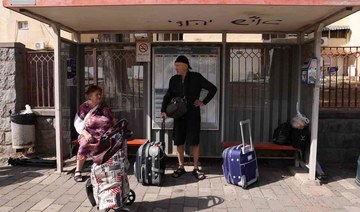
<box><xmin>136</xmin><ymin>42</ymin><xmax>151</xmax><ymax>62</ymax></box>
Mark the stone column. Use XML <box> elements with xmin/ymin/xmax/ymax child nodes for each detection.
<box><xmin>0</xmin><ymin>42</ymin><xmax>27</xmax><ymax>154</ymax></box>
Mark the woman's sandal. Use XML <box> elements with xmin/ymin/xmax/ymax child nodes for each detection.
<box><xmin>74</xmin><ymin>171</ymin><xmax>83</xmax><ymax>182</ymax></box>
<box><xmin>192</xmin><ymin>169</ymin><xmax>206</xmax><ymax>180</ymax></box>
<box><xmin>172</xmin><ymin>167</ymin><xmax>186</xmax><ymax>178</ymax></box>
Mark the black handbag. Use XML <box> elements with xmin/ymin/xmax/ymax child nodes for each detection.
<box><xmin>166</xmin><ymin>96</ymin><xmax>187</xmax><ymax>119</ymax></box>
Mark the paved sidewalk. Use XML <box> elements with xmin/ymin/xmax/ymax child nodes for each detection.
<box><xmin>0</xmin><ymin>158</ymin><xmax>359</xmax><ymax>212</ymax></box>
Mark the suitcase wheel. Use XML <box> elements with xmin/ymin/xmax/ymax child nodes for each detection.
<box><xmin>125</xmin><ymin>189</ymin><xmax>136</xmax><ymax>205</ymax></box>
<box><xmin>239</xmin><ymin>175</ymin><xmax>247</xmax><ymax>188</ymax></box>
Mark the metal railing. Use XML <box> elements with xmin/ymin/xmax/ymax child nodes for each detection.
<box><xmin>320</xmin><ymin>47</ymin><xmax>360</xmax><ymax>108</ymax></box>
<box><xmin>26</xmin><ymin>51</ymin><xmax>54</xmax><ymax>108</ymax></box>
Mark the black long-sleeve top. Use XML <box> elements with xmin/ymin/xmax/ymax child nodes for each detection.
<box><xmin>161</xmin><ymin>71</ymin><xmax>217</xmax><ymax>118</ymax></box>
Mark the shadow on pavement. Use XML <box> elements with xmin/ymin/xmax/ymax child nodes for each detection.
<box><xmin>128</xmin><ymin>195</ymin><xmax>224</xmax><ymax>212</ymax></box>
<box><xmin>0</xmin><ymin>165</ymin><xmax>46</xmax><ymax>187</ymax></box>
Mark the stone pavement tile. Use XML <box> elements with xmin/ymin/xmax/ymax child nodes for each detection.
<box><xmin>199</xmin><ymin>187</ymin><xmax>210</xmax><ymax>193</ymax></box>
<box><xmin>257</xmin><ymin>209</ymin><xmax>273</xmax><ymax>212</ymax></box>
<box><xmin>9</xmin><ymin>201</ymin><xmax>36</xmax><ymax>212</ymax></box>
<box><xmin>333</xmin><ymin>176</ymin><xmax>357</xmax><ymax>190</ymax></box>
<box><xmin>48</xmin><ymin>187</ymin><xmax>68</xmax><ymax>199</ymax></box>
<box><xmin>3</xmin><ymin>194</ymin><xmax>31</xmax><ymax>207</ymax></box>
<box><xmin>341</xmin><ymin>191</ymin><xmax>360</xmax><ymax>204</ymax></box>
<box><xmin>42</xmin><ymin>184</ymin><xmax>60</xmax><ymax>192</ymax></box>
<box><xmin>212</xmin><ymin>208</ymin><xmax>227</xmax><ymax>212</ymax></box>
<box><xmin>40</xmin><ymin>174</ymin><xmax>60</xmax><ymax>185</ymax></box>
<box><xmin>239</xmin><ymin>199</ymin><xmax>257</xmax><ymax>212</ymax></box>
<box><xmin>0</xmin><ymin>199</ymin><xmax>9</xmax><ymax>207</ymax></box>
<box><xmin>29</xmin><ymin>198</ymin><xmax>55</xmax><ymax>211</ymax></box>
<box><xmin>64</xmin><ymin>182</ymin><xmax>84</xmax><ymax>195</ymax></box>
<box><xmin>74</xmin><ymin>206</ymin><xmax>93</xmax><ymax>212</ymax></box>
<box><xmin>137</xmin><ymin>202</ymin><xmax>155</xmax><ymax>212</ymax></box>
<box><xmin>270</xmin><ymin>185</ymin><xmax>287</xmax><ymax>195</ymax></box>
<box><xmin>17</xmin><ymin>182</ymin><xmax>37</xmax><ymax>190</ymax></box>
<box><xmin>54</xmin><ymin>194</ymin><xmax>76</xmax><ymax>205</ymax></box>
<box><xmin>27</xmin><ymin>174</ymin><xmax>48</xmax><ymax>184</ymax></box>
<box><xmin>235</xmin><ymin>188</ymin><xmax>251</xmax><ymax>200</ymax></box>
<box><xmin>228</xmin><ymin>207</ymin><xmax>243</xmax><ymax>212</ymax></box>
<box><xmin>331</xmin><ymin>196</ymin><xmax>352</xmax><ymax>207</ymax></box>
<box><xmin>275</xmin><ymin>194</ymin><xmax>295</xmax><ymax>207</ymax></box>
<box><xmin>61</xmin><ymin>177</ymin><xmax>77</xmax><ymax>189</ymax></box>
<box><xmin>72</xmin><ymin>191</ymin><xmax>88</xmax><ymax>203</ymax></box>
<box><xmin>167</xmin><ymin>204</ymin><xmax>183</xmax><ymax>212</ymax></box>
<box><xmin>0</xmin><ymin>184</ymin><xmax>19</xmax><ymax>195</ymax></box>
<box><xmin>183</xmin><ymin>206</ymin><xmax>197</xmax><ymax>212</ymax></box>
<box><xmin>23</xmin><ymin>184</ymin><xmax>46</xmax><ymax>195</ymax></box>
<box><xmin>260</xmin><ymin>188</ymin><xmax>278</xmax><ymax>200</ymax></box>
<box><xmin>224</xmin><ymin>199</ymin><xmax>241</xmax><ymax>208</ymax></box>
<box><xmin>58</xmin><ymin>201</ymin><xmax>82</xmax><ymax>212</ymax></box>
<box><xmin>184</xmin><ymin>190</ymin><xmax>198</xmax><ymax>197</ymax></box>
<box><xmin>146</xmin><ymin>186</ymin><xmax>161</xmax><ymax>194</ymax></box>
<box><xmin>154</xmin><ymin>195</ymin><xmax>170</xmax><ymax>208</ymax></box>
<box><xmin>184</xmin><ymin>196</ymin><xmax>198</xmax><ymax>207</ymax></box>
<box><xmin>0</xmin><ymin>188</ymin><xmax>26</xmax><ymax>200</ymax></box>
<box><xmin>284</xmin><ymin>206</ymin><xmax>301</xmax><ymax>212</ymax></box>
<box><xmin>249</xmin><ymin>187</ymin><xmax>265</xmax><ymax>199</ymax></box>
<box><xmin>80</xmin><ymin>198</ymin><xmax>93</xmax><ymax>207</ymax></box>
<box><xmin>344</xmin><ymin>206</ymin><xmax>360</xmax><ymax>212</ymax></box>
<box><xmin>318</xmin><ymin>196</ymin><xmax>342</xmax><ymax>209</ymax></box>
<box><xmin>0</xmin><ymin>206</ymin><xmax>13</xmax><ymax>212</ymax></box>
<box><xmin>223</xmin><ymin>185</ymin><xmax>236</xmax><ymax>196</ymax></box>
<box><xmin>170</xmin><ymin>196</ymin><xmax>185</xmax><ymax>205</ymax></box>
<box><xmin>267</xmin><ymin>200</ymin><xmax>283</xmax><ymax>211</ymax></box>
<box><xmin>252</xmin><ymin>198</ymin><xmax>269</xmax><ymax>209</ymax></box>
<box><xmin>159</xmin><ymin>187</ymin><xmax>172</xmax><ymax>196</ymax></box>
<box><xmin>43</xmin><ymin>204</ymin><xmax>63</xmax><ymax>212</ymax></box>
<box><xmin>27</xmin><ymin>191</ymin><xmax>51</xmax><ymax>203</ymax></box>
<box><xmin>52</xmin><ymin>175</ymin><xmax>72</xmax><ymax>186</ymax></box>
<box><xmin>152</xmin><ymin>208</ymin><xmax>168</xmax><ymax>212</ymax></box>
<box><xmin>143</xmin><ymin>193</ymin><xmax>158</xmax><ymax>202</ymax></box>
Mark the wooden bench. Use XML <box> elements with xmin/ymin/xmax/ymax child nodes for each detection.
<box><xmin>223</xmin><ymin>142</ymin><xmax>301</xmax><ymax>167</ymax></box>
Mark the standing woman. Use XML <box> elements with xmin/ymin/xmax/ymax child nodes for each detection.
<box><xmin>73</xmin><ymin>85</ymin><xmax>116</xmax><ymax>182</ymax></box>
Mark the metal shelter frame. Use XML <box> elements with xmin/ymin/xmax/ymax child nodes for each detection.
<box><xmin>4</xmin><ymin>0</ymin><xmax>360</xmax><ymax>181</ymax></box>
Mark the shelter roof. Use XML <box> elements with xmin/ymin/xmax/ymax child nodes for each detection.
<box><xmin>3</xmin><ymin>0</ymin><xmax>360</xmax><ymax>33</ymax></box>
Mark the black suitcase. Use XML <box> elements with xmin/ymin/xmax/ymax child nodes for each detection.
<box><xmin>134</xmin><ymin>120</ymin><xmax>166</xmax><ymax>186</ymax></box>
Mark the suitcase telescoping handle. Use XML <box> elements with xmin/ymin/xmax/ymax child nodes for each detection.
<box><xmin>239</xmin><ymin>119</ymin><xmax>253</xmax><ymax>154</ymax></box>
<box><xmin>160</xmin><ymin>118</ymin><xmax>165</xmax><ymax>145</ymax></box>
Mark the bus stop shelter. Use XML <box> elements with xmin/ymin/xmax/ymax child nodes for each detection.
<box><xmin>4</xmin><ymin>0</ymin><xmax>360</xmax><ymax>181</ymax></box>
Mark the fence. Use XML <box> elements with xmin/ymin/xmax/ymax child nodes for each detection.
<box><xmin>25</xmin><ymin>46</ymin><xmax>360</xmax><ymax>109</ymax></box>
<box><xmin>320</xmin><ymin>47</ymin><xmax>360</xmax><ymax>108</ymax></box>
<box><xmin>26</xmin><ymin>51</ymin><xmax>54</xmax><ymax>108</ymax></box>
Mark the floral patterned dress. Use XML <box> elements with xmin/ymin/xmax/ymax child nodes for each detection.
<box><xmin>77</xmin><ymin>102</ymin><xmax>114</xmax><ymax>160</ymax></box>
<box><xmin>76</xmin><ymin>102</ymin><xmax>130</xmax><ymax>210</ymax></box>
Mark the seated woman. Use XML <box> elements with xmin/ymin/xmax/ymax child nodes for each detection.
<box><xmin>73</xmin><ymin>85</ymin><xmax>116</xmax><ymax>182</ymax></box>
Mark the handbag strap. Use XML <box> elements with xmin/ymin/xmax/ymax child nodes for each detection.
<box><xmin>101</xmin><ymin>119</ymin><xmax>133</xmax><ymax>141</ymax></box>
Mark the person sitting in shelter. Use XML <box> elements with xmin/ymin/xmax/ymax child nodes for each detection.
<box><xmin>73</xmin><ymin>85</ymin><xmax>116</xmax><ymax>182</ymax></box>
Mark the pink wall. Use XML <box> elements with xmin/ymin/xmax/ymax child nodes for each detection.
<box><xmin>4</xmin><ymin>0</ymin><xmax>360</xmax><ymax>7</ymax></box>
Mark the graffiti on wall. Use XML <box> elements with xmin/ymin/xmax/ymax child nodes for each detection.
<box><xmin>232</xmin><ymin>16</ymin><xmax>282</xmax><ymax>25</ymax></box>
<box><xmin>168</xmin><ymin>20</ymin><xmax>213</xmax><ymax>26</ymax></box>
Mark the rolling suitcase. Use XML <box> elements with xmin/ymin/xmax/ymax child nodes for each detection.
<box><xmin>134</xmin><ymin>120</ymin><xmax>166</xmax><ymax>186</ymax></box>
<box><xmin>222</xmin><ymin>119</ymin><xmax>259</xmax><ymax>188</ymax></box>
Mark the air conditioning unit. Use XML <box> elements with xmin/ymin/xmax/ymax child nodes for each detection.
<box><xmin>35</xmin><ymin>42</ymin><xmax>45</xmax><ymax>50</ymax></box>
<box><xmin>321</xmin><ymin>37</ymin><xmax>328</xmax><ymax>46</ymax></box>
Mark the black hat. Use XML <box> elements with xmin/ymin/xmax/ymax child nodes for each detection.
<box><xmin>175</xmin><ymin>55</ymin><xmax>192</xmax><ymax>69</ymax></box>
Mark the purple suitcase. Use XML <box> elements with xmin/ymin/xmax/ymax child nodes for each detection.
<box><xmin>222</xmin><ymin>119</ymin><xmax>259</xmax><ymax>188</ymax></box>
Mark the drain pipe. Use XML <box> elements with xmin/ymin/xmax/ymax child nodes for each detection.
<box><xmin>308</xmin><ymin>23</ymin><xmax>324</xmax><ymax>181</ymax></box>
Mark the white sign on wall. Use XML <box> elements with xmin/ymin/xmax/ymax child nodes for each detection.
<box><xmin>136</xmin><ymin>42</ymin><xmax>151</xmax><ymax>62</ymax></box>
